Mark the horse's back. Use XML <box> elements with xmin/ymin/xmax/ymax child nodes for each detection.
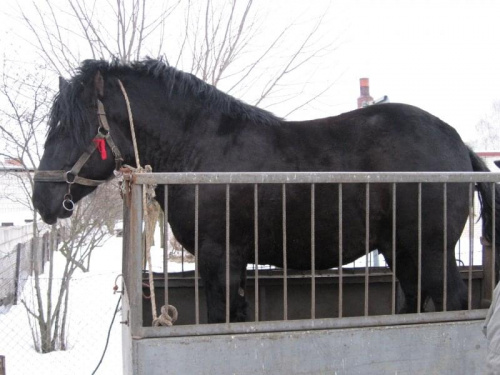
<box><xmin>316</xmin><ymin>103</ymin><xmax>472</xmax><ymax>173</ymax></box>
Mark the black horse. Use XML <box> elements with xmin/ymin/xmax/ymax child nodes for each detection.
<box><xmin>33</xmin><ymin>59</ymin><xmax>500</xmax><ymax>323</ymax></box>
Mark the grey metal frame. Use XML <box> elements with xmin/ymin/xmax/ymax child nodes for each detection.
<box><xmin>123</xmin><ymin>171</ymin><xmax>500</xmax><ymax>340</ymax></box>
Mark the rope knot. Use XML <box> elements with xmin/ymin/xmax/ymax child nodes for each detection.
<box><xmin>152</xmin><ymin>305</ymin><xmax>178</xmax><ymax>327</ymax></box>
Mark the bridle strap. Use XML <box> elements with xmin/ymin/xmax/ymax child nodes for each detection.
<box><xmin>33</xmin><ymin>79</ymin><xmax>135</xmax><ymax>212</ymax></box>
<box><xmin>33</xmin><ymin>170</ymin><xmax>108</xmax><ymax>186</ymax></box>
<box><xmin>97</xmin><ymin>100</ymin><xmax>124</xmax><ymax>171</ymax></box>
<box><xmin>34</xmin><ymin>98</ymin><xmax>124</xmax><ymax>187</ymax></box>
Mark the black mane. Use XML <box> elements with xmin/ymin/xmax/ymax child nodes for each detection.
<box><xmin>47</xmin><ymin>59</ymin><xmax>280</xmax><ymax>150</ymax></box>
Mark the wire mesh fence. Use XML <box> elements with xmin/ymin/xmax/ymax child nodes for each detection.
<box><xmin>0</xmin><ymin>236</ymin><xmax>124</xmax><ymax>375</ymax></box>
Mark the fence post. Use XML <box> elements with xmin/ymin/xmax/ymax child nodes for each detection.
<box><xmin>0</xmin><ymin>355</ymin><xmax>5</xmax><ymax>375</ymax></box>
<box><xmin>481</xmin><ymin>237</ymin><xmax>493</xmax><ymax>308</ymax></box>
<box><xmin>13</xmin><ymin>243</ymin><xmax>22</xmax><ymax>305</ymax></box>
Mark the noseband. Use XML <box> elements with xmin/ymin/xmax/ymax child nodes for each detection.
<box><xmin>34</xmin><ymin>99</ymin><xmax>124</xmax><ymax>211</ymax></box>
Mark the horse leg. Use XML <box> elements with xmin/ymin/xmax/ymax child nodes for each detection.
<box><xmin>421</xmin><ymin>247</ymin><xmax>467</xmax><ymax>311</ymax></box>
<box><xmin>382</xmin><ymin>242</ymin><xmax>466</xmax><ymax>313</ymax></box>
<box><xmin>385</xmin><ymin>250</ymin><xmax>422</xmax><ymax>313</ymax></box>
<box><xmin>199</xmin><ymin>242</ymin><xmax>248</xmax><ymax>323</ymax></box>
<box><xmin>377</xmin><ymin>241</ymin><xmax>416</xmax><ymax>313</ymax></box>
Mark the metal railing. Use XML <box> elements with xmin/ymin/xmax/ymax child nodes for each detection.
<box><xmin>122</xmin><ymin>171</ymin><xmax>500</xmax><ymax>339</ymax></box>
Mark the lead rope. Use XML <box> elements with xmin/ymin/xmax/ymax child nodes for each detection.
<box><xmin>117</xmin><ymin>80</ymin><xmax>141</xmax><ymax>168</ymax></box>
<box><xmin>117</xmin><ymin>79</ymin><xmax>177</xmax><ymax>327</ymax></box>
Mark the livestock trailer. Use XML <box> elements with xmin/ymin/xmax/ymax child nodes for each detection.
<box><xmin>120</xmin><ymin>171</ymin><xmax>499</xmax><ymax>374</ymax></box>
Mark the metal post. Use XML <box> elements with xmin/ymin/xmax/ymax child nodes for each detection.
<box><xmin>364</xmin><ymin>183</ymin><xmax>370</xmax><ymax>317</ymax></box>
<box><xmin>163</xmin><ymin>186</ymin><xmax>169</xmax><ymax>313</ymax></box>
<box><xmin>13</xmin><ymin>243</ymin><xmax>22</xmax><ymax>305</ymax></box>
<box><xmin>338</xmin><ymin>183</ymin><xmax>343</xmax><ymax>318</ymax></box>
<box><xmin>443</xmin><ymin>183</ymin><xmax>448</xmax><ymax>312</ymax></box>
<box><xmin>468</xmin><ymin>183</ymin><xmax>474</xmax><ymax>310</ymax></box>
<box><xmin>127</xmin><ymin>183</ymin><xmax>144</xmax><ymax>334</ymax></box>
<box><xmin>0</xmin><ymin>355</ymin><xmax>5</xmax><ymax>375</ymax></box>
<box><xmin>482</xmin><ymin>237</ymin><xmax>494</xmax><ymax>308</ymax></box>
<box><xmin>310</xmin><ymin>184</ymin><xmax>316</xmax><ymax>319</ymax></box>
<box><xmin>391</xmin><ymin>183</ymin><xmax>397</xmax><ymax>315</ymax></box>
<box><xmin>225</xmin><ymin>184</ymin><xmax>230</xmax><ymax>323</ymax></box>
<box><xmin>282</xmin><ymin>184</ymin><xmax>288</xmax><ymax>321</ymax></box>
<box><xmin>194</xmin><ymin>185</ymin><xmax>200</xmax><ymax>324</ymax></box>
<box><xmin>417</xmin><ymin>183</ymin><xmax>422</xmax><ymax>313</ymax></box>
<box><xmin>492</xmin><ymin>183</ymin><xmax>496</xmax><ymax>299</ymax></box>
<box><xmin>254</xmin><ymin>184</ymin><xmax>259</xmax><ymax>322</ymax></box>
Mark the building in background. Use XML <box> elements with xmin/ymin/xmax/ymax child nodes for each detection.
<box><xmin>0</xmin><ymin>158</ymin><xmax>34</xmax><ymax>227</ymax></box>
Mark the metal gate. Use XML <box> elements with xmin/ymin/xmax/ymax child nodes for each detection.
<box><xmin>120</xmin><ymin>171</ymin><xmax>499</xmax><ymax>374</ymax></box>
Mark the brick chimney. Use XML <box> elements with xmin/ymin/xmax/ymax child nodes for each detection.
<box><xmin>357</xmin><ymin>78</ymin><xmax>374</xmax><ymax>108</ymax></box>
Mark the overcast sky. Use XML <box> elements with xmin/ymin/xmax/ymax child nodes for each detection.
<box><xmin>1</xmin><ymin>0</ymin><xmax>500</xmax><ymax>147</ymax></box>
<box><xmin>263</xmin><ymin>0</ymin><xmax>500</xmax><ymax>146</ymax></box>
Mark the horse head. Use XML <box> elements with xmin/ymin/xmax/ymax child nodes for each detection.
<box><xmin>33</xmin><ymin>67</ymin><xmax>128</xmax><ymax>224</ymax></box>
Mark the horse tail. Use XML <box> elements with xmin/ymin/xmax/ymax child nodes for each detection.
<box><xmin>468</xmin><ymin>147</ymin><xmax>500</xmax><ymax>253</ymax></box>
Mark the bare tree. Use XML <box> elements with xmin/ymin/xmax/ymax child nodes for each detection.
<box><xmin>21</xmin><ymin>183</ymin><xmax>121</xmax><ymax>352</ymax></box>
<box><xmin>18</xmin><ymin>0</ymin><xmax>338</xmax><ymax>114</ymax></box>
<box><xmin>473</xmin><ymin>101</ymin><xmax>500</xmax><ymax>150</ymax></box>
<box><xmin>1</xmin><ymin>0</ymin><xmax>340</xmax><ymax>352</ymax></box>
<box><xmin>0</xmin><ymin>59</ymin><xmax>51</xmax><ymax>227</ymax></box>
<box><xmin>0</xmin><ymin>58</ymin><xmax>122</xmax><ymax>353</ymax></box>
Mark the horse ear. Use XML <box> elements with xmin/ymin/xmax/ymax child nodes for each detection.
<box><xmin>58</xmin><ymin>76</ymin><xmax>69</xmax><ymax>92</ymax></box>
<box><xmin>94</xmin><ymin>71</ymin><xmax>104</xmax><ymax>98</ymax></box>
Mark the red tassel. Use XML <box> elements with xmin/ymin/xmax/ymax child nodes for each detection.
<box><xmin>92</xmin><ymin>138</ymin><xmax>107</xmax><ymax>160</ymax></box>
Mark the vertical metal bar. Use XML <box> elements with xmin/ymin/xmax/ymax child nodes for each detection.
<box><xmin>282</xmin><ymin>184</ymin><xmax>288</xmax><ymax>321</ymax></box>
<box><xmin>163</xmin><ymin>186</ymin><xmax>169</xmax><ymax>310</ymax></box>
<box><xmin>254</xmin><ymin>184</ymin><xmax>259</xmax><ymax>322</ymax></box>
<box><xmin>443</xmin><ymin>183</ymin><xmax>448</xmax><ymax>312</ymax></box>
<box><xmin>338</xmin><ymin>183</ymin><xmax>343</xmax><ymax>318</ymax></box>
<box><xmin>364</xmin><ymin>183</ymin><xmax>370</xmax><ymax>317</ymax></box>
<box><xmin>181</xmin><ymin>247</ymin><xmax>184</xmax><ymax>273</ymax></box>
<box><xmin>194</xmin><ymin>185</ymin><xmax>200</xmax><ymax>324</ymax></box>
<box><xmin>311</xmin><ymin>184</ymin><xmax>316</xmax><ymax>319</ymax></box>
<box><xmin>129</xmin><ymin>184</ymin><xmax>143</xmax><ymax>333</ymax></box>
<box><xmin>468</xmin><ymin>183</ymin><xmax>474</xmax><ymax>310</ymax></box>
<box><xmin>122</xmin><ymin>188</ymin><xmax>130</xmax><ymax>289</ymax></box>
<box><xmin>391</xmin><ymin>183</ymin><xmax>397</xmax><ymax>315</ymax></box>
<box><xmin>417</xmin><ymin>183</ymin><xmax>422</xmax><ymax>313</ymax></box>
<box><xmin>492</xmin><ymin>183</ymin><xmax>496</xmax><ymax>300</ymax></box>
<box><xmin>226</xmin><ymin>184</ymin><xmax>231</xmax><ymax>323</ymax></box>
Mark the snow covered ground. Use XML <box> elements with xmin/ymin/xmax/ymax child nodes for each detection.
<box><xmin>0</xmin><ymin>211</ymin><xmax>486</xmax><ymax>375</ymax></box>
<box><xmin>0</xmin><ymin>236</ymin><xmax>124</xmax><ymax>375</ymax></box>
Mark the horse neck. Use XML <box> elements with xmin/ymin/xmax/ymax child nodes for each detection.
<box><xmin>126</xmin><ymin>97</ymin><xmax>219</xmax><ymax>173</ymax></box>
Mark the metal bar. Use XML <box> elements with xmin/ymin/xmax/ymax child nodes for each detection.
<box><xmin>338</xmin><ymin>183</ymin><xmax>343</xmax><ymax>318</ymax></box>
<box><xmin>443</xmin><ymin>183</ymin><xmax>448</xmax><ymax>312</ymax></box>
<box><xmin>364</xmin><ymin>183</ymin><xmax>370</xmax><ymax>317</ymax></box>
<box><xmin>282</xmin><ymin>184</ymin><xmax>288</xmax><ymax>321</ymax></box>
<box><xmin>417</xmin><ymin>183</ymin><xmax>422</xmax><ymax>314</ymax></box>
<box><xmin>129</xmin><ymin>184</ymin><xmax>143</xmax><ymax>334</ymax></box>
<box><xmin>14</xmin><ymin>243</ymin><xmax>21</xmax><ymax>305</ymax></box>
<box><xmin>133</xmin><ymin>171</ymin><xmax>500</xmax><ymax>185</ymax></box>
<box><xmin>391</xmin><ymin>183</ymin><xmax>397</xmax><ymax>315</ymax></box>
<box><xmin>493</xmin><ymin>183</ymin><xmax>496</xmax><ymax>300</ymax></box>
<box><xmin>136</xmin><ymin>309</ymin><xmax>488</xmax><ymax>339</ymax></box>
<box><xmin>194</xmin><ymin>185</ymin><xmax>200</xmax><ymax>324</ymax></box>
<box><xmin>254</xmin><ymin>184</ymin><xmax>259</xmax><ymax>322</ymax></box>
<box><xmin>311</xmin><ymin>184</ymin><xmax>316</xmax><ymax>319</ymax></box>
<box><xmin>468</xmin><ymin>183</ymin><xmax>474</xmax><ymax>310</ymax></box>
<box><xmin>226</xmin><ymin>184</ymin><xmax>231</xmax><ymax>323</ymax></box>
<box><xmin>182</xmin><ymin>247</ymin><xmax>184</xmax><ymax>273</ymax></box>
<box><xmin>164</xmin><ymin>186</ymin><xmax>169</xmax><ymax>310</ymax></box>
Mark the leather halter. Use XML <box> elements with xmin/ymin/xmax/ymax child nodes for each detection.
<box><xmin>34</xmin><ymin>99</ymin><xmax>123</xmax><ymax>211</ymax></box>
